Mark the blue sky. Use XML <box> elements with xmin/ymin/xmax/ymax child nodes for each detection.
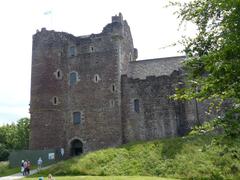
<box><xmin>0</xmin><ymin>0</ymin><xmax>195</xmax><ymax>125</ymax></box>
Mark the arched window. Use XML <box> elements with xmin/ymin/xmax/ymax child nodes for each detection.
<box><xmin>69</xmin><ymin>72</ymin><xmax>78</xmax><ymax>86</ymax></box>
<box><xmin>134</xmin><ymin>99</ymin><xmax>140</xmax><ymax>113</ymax></box>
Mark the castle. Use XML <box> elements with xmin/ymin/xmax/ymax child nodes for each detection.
<box><xmin>29</xmin><ymin>13</ymin><xmax>206</xmax><ymax>157</ymax></box>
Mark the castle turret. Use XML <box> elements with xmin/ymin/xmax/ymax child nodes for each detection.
<box><xmin>112</xmin><ymin>13</ymin><xmax>124</xmax><ymax>24</ymax></box>
<box><xmin>30</xmin><ymin>28</ymin><xmax>69</xmax><ymax>150</ymax></box>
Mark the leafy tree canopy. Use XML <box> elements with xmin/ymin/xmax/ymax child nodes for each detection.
<box><xmin>0</xmin><ymin>118</ymin><xmax>30</xmax><ymax>161</ymax></box>
<box><xmin>170</xmin><ymin>0</ymin><xmax>240</xmax><ymax>137</ymax></box>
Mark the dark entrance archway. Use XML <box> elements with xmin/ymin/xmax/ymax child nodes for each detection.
<box><xmin>70</xmin><ymin>139</ymin><xmax>83</xmax><ymax>156</ymax></box>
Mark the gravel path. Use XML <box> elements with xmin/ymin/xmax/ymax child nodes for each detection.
<box><xmin>0</xmin><ymin>166</ymin><xmax>51</xmax><ymax>180</ymax></box>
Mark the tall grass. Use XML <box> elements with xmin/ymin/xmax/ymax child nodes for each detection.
<box><xmin>32</xmin><ymin>135</ymin><xmax>240</xmax><ymax>179</ymax></box>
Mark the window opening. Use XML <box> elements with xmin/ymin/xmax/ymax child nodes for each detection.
<box><xmin>94</xmin><ymin>74</ymin><xmax>100</xmax><ymax>83</ymax></box>
<box><xmin>134</xmin><ymin>99</ymin><xmax>140</xmax><ymax>113</ymax></box>
<box><xmin>73</xmin><ymin>112</ymin><xmax>81</xmax><ymax>124</ymax></box>
<box><xmin>52</xmin><ymin>96</ymin><xmax>59</xmax><ymax>105</ymax></box>
<box><xmin>57</xmin><ymin>71</ymin><xmax>61</xmax><ymax>78</ymax></box>
<box><xmin>54</xmin><ymin>97</ymin><xmax>57</xmax><ymax>104</ymax></box>
<box><xmin>69</xmin><ymin>46</ymin><xmax>76</xmax><ymax>57</ymax></box>
<box><xmin>69</xmin><ymin>72</ymin><xmax>77</xmax><ymax>86</ymax></box>
<box><xmin>112</xmin><ymin>85</ymin><xmax>115</xmax><ymax>92</ymax></box>
<box><xmin>55</xmin><ymin>69</ymin><xmax>63</xmax><ymax>80</ymax></box>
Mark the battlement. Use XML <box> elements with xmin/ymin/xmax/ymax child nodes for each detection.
<box><xmin>112</xmin><ymin>12</ymin><xmax>123</xmax><ymax>24</ymax></box>
<box><xmin>34</xmin><ymin>12</ymin><xmax>127</xmax><ymax>41</ymax></box>
<box><xmin>33</xmin><ymin>13</ymin><xmax>132</xmax><ymax>55</ymax></box>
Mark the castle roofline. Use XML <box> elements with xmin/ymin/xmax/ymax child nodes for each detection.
<box><xmin>34</xmin><ymin>12</ymin><xmax>127</xmax><ymax>40</ymax></box>
<box><xmin>127</xmin><ymin>56</ymin><xmax>185</xmax><ymax>79</ymax></box>
<box><xmin>132</xmin><ymin>55</ymin><xmax>186</xmax><ymax>63</ymax></box>
<box><xmin>34</xmin><ymin>27</ymin><xmax>101</xmax><ymax>40</ymax></box>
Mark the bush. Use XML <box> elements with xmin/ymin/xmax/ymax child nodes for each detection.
<box><xmin>0</xmin><ymin>144</ymin><xmax>9</xmax><ymax>161</ymax></box>
<box><xmin>30</xmin><ymin>135</ymin><xmax>240</xmax><ymax>179</ymax></box>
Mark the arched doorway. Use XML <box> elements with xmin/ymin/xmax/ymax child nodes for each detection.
<box><xmin>70</xmin><ymin>139</ymin><xmax>83</xmax><ymax>156</ymax></box>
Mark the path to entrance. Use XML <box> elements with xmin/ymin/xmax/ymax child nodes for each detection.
<box><xmin>0</xmin><ymin>166</ymin><xmax>51</xmax><ymax>180</ymax></box>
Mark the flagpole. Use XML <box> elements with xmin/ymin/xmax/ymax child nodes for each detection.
<box><xmin>44</xmin><ymin>10</ymin><xmax>53</xmax><ymax>29</ymax></box>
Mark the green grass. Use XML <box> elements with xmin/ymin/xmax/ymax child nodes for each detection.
<box><xmin>0</xmin><ymin>161</ymin><xmax>20</xmax><ymax>177</ymax></box>
<box><xmin>28</xmin><ymin>134</ymin><xmax>240</xmax><ymax>179</ymax></box>
<box><xmin>25</xmin><ymin>176</ymin><xmax>173</xmax><ymax>180</ymax></box>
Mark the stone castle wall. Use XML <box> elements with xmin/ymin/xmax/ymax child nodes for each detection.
<box><xmin>122</xmin><ymin>69</ymin><xmax>193</xmax><ymax>143</ymax></box>
<box><xmin>30</xmin><ymin>13</ymin><xmax>206</xmax><ymax>157</ymax></box>
<box><xmin>30</xmin><ymin>13</ymin><xmax>136</xmax><ymax>154</ymax></box>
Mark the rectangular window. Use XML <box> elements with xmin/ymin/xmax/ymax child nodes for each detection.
<box><xmin>69</xmin><ymin>72</ymin><xmax>77</xmax><ymax>86</ymax></box>
<box><xmin>73</xmin><ymin>112</ymin><xmax>81</xmax><ymax>124</ymax></box>
<box><xmin>69</xmin><ymin>46</ymin><xmax>76</xmax><ymax>57</ymax></box>
<box><xmin>134</xmin><ymin>99</ymin><xmax>140</xmax><ymax>113</ymax></box>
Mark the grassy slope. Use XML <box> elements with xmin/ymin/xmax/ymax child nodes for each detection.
<box><xmin>0</xmin><ymin>161</ymin><xmax>20</xmax><ymax>177</ymax></box>
<box><xmin>30</xmin><ymin>135</ymin><xmax>240</xmax><ymax>179</ymax></box>
<box><xmin>25</xmin><ymin>176</ymin><xmax>173</xmax><ymax>180</ymax></box>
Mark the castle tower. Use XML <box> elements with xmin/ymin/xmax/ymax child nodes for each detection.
<box><xmin>29</xmin><ymin>13</ymin><xmax>137</xmax><ymax>156</ymax></box>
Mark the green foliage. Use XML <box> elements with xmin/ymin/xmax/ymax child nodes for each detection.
<box><xmin>0</xmin><ymin>144</ymin><xmax>9</xmax><ymax>161</ymax></box>
<box><xmin>15</xmin><ymin>117</ymin><xmax>30</xmax><ymax>149</ymax></box>
<box><xmin>0</xmin><ymin>161</ymin><xmax>20</xmax><ymax>177</ymax></box>
<box><xmin>170</xmin><ymin>0</ymin><xmax>240</xmax><ymax>137</ymax></box>
<box><xmin>24</xmin><ymin>176</ymin><xmax>172</xmax><ymax>180</ymax></box>
<box><xmin>31</xmin><ymin>135</ymin><xmax>240</xmax><ymax>179</ymax></box>
<box><xmin>189</xmin><ymin>119</ymin><xmax>220</xmax><ymax>136</ymax></box>
<box><xmin>219</xmin><ymin>107</ymin><xmax>240</xmax><ymax>138</ymax></box>
<box><xmin>0</xmin><ymin>118</ymin><xmax>30</xmax><ymax>161</ymax></box>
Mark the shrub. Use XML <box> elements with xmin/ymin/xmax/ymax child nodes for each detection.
<box><xmin>0</xmin><ymin>144</ymin><xmax>9</xmax><ymax>161</ymax></box>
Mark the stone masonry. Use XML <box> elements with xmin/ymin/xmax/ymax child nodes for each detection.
<box><xmin>29</xmin><ymin>13</ymin><xmax>204</xmax><ymax>157</ymax></box>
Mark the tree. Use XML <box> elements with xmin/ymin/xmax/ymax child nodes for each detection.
<box><xmin>170</xmin><ymin>0</ymin><xmax>240</xmax><ymax>137</ymax></box>
<box><xmin>0</xmin><ymin>118</ymin><xmax>30</xmax><ymax>161</ymax></box>
<box><xmin>15</xmin><ymin>118</ymin><xmax>30</xmax><ymax>149</ymax></box>
<box><xmin>0</xmin><ymin>143</ymin><xmax>9</xmax><ymax>161</ymax></box>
